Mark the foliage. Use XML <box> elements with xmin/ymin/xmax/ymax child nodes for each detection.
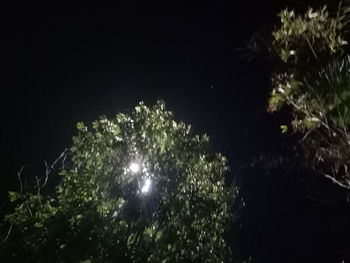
<box><xmin>268</xmin><ymin>1</ymin><xmax>350</xmax><ymax>189</ymax></box>
<box><xmin>0</xmin><ymin>101</ymin><xmax>233</xmax><ymax>262</ymax></box>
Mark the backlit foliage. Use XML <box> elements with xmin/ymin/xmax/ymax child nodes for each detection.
<box><xmin>1</xmin><ymin>101</ymin><xmax>232</xmax><ymax>262</ymax></box>
<box><xmin>268</xmin><ymin>2</ymin><xmax>350</xmax><ymax>189</ymax></box>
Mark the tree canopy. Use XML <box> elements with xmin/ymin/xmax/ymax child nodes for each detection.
<box><xmin>267</xmin><ymin>1</ymin><xmax>350</xmax><ymax>189</ymax></box>
<box><xmin>2</xmin><ymin>2</ymin><xmax>350</xmax><ymax>263</ymax></box>
<box><xmin>1</xmin><ymin>101</ymin><xmax>232</xmax><ymax>262</ymax></box>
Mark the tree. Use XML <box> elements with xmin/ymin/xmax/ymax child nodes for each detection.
<box><xmin>0</xmin><ymin>101</ymin><xmax>233</xmax><ymax>262</ymax></box>
<box><xmin>267</xmin><ymin>1</ymin><xmax>350</xmax><ymax>190</ymax></box>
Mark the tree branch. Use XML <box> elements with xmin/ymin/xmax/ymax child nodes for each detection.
<box><xmin>0</xmin><ymin>224</ymin><xmax>13</xmax><ymax>246</ymax></box>
<box><xmin>316</xmin><ymin>170</ymin><xmax>350</xmax><ymax>189</ymax></box>
<box><xmin>17</xmin><ymin>166</ymin><xmax>25</xmax><ymax>195</ymax></box>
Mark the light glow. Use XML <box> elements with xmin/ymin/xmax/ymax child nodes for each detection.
<box><xmin>141</xmin><ymin>178</ymin><xmax>152</xmax><ymax>194</ymax></box>
<box><xmin>112</xmin><ymin>211</ymin><xmax>118</xmax><ymax>218</ymax></box>
<box><xmin>129</xmin><ymin>163</ymin><xmax>140</xmax><ymax>173</ymax></box>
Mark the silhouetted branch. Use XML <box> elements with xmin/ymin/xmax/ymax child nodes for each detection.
<box><xmin>0</xmin><ymin>225</ymin><xmax>13</xmax><ymax>246</ymax></box>
<box><xmin>41</xmin><ymin>148</ymin><xmax>68</xmax><ymax>190</ymax></box>
<box><xmin>17</xmin><ymin>166</ymin><xmax>25</xmax><ymax>195</ymax></box>
<box><xmin>317</xmin><ymin>170</ymin><xmax>350</xmax><ymax>190</ymax></box>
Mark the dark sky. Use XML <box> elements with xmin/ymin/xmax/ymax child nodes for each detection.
<box><xmin>3</xmin><ymin>1</ymin><xmax>284</xmax><ymax>190</ymax></box>
<box><xmin>2</xmin><ymin>1</ymin><xmax>348</xmax><ymax>262</ymax></box>
<box><xmin>2</xmin><ymin>0</ymin><xmax>331</xmax><ymax>181</ymax></box>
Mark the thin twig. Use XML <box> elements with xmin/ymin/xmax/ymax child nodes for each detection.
<box><xmin>0</xmin><ymin>225</ymin><xmax>13</xmax><ymax>246</ymax></box>
<box><xmin>317</xmin><ymin>170</ymin><xmax>350</xmax><ymax>189</ymax></box>
<box><xmin>43</xmin><ymin>161</ymin><xmax>49</xmax><ymax>190</ymax></box>
<box><xmin>35</xmin><ymin>176</ymin><xmax>43</xmax><ymax>208</ymax></box>
<box><xmin>41</xmin><ymin>148</ymin><xmax>68</xmax><ymax>189</ymax></box>
<box><xmin>17</xmin><ymin>166</ymin><xmax>25</xmax><ymax>195</ymax></box>
<box><xmin>26</xmin><ymin>204</ymin><xmax>33</xmax><ymax>218</ymax></box>
<box><xmin>304</xmin><ymin>34</ymin><xmax>318</xmax><ymax>60</ymax></box>
<box><xmin>301</xmin><ymin>129</ymin><xmax>313</xmax><ymax>141</ymax></box>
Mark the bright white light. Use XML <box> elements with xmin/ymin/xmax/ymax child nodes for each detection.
<box><xmin>129</xmin><ymin>163</ymin><xmax>140</xmax><ymax>173</ymax></box>
<box><xmin>141</xmin><ymin>178</ymin><xmax>152</xmax><ymax>194</ymax></box>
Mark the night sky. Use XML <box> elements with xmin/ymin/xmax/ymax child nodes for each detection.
<box><xmin>2</xmin><ymin>1</ymin><xmax>349</xmax><ymax>262</ymax></box>
<box><xmin>2</xmin><ymin>0</ymin><xmax>278</xmax><ymax>193</ymax></box>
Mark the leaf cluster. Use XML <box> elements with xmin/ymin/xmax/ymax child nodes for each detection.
<box><xmin>268</xmin><ymin>1</ymin><xmax>350</xmax><ymax>189</ymax></box>
<box><xmin>1</xmin><ymin>101</ymin><xmax>233</xmax><ymax>262</ymax></box>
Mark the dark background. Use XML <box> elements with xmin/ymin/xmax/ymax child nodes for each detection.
<box><xmin>2</xmin><ymin>1</ymin><xmax>349</xmax><ymax>262</ymax></box>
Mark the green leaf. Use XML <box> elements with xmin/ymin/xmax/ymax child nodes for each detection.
<box><xmin>76</xmin><ymin>122</ymin><xmax>85</xmax><ymax>131</ymax></box>
<box><xmin>8</xmin><ymin>191</ymin><xmax>19</xmax><ymax>202</ymax></box>
<box><xmin>34</xmin><ymin>222</ymin><xmax>43</xmax><ymax>228</ymax></box>
<box><xmin>280</xmin><ymin>125</ymin><xmax>288</xmax><ymax>134</ymax></box>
